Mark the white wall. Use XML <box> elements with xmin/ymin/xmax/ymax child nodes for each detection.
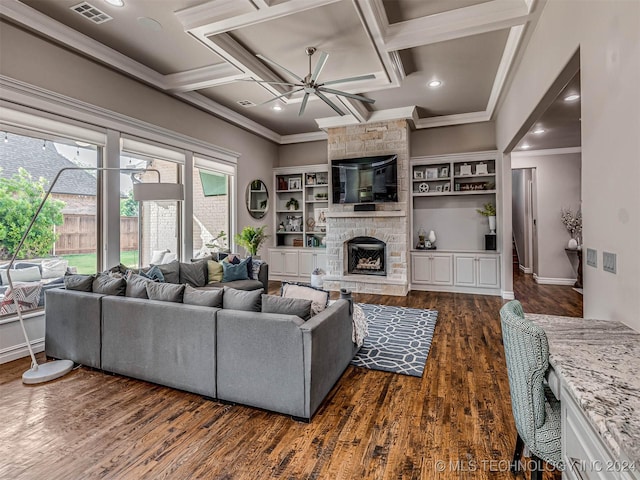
<box><xmin>411</xmin><ymin>122</ymin><xmax>496</xmax><ymax>157</ymax></box>
<box><xmin>512</xmin><ymin>152</ymin><xmax>581</xmax><ymax>282</ymax></box>
<box><xmin>496</xmin><ymin>0</ymin><xmax>640</xmax><ymax>330</ymax></box>
<box><xmin>278</xmin><ymin>140</ymin><xmax>327</xmax><ymax>167</ymax></box>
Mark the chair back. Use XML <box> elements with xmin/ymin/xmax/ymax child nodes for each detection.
<box><xmin>500</xmin><ymin>300</ymin><xmax>550</xmax><ymax>447</ymax></box>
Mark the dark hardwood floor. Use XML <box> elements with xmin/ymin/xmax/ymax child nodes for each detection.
<box><xmin>0</xmin><ymin>272</ymin><xmax>581</xmax><ymax>479</ymax></box>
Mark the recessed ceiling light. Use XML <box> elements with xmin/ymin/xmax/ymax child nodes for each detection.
<box><xmin>533</xmin><ymin>128</ymin><xmax>545</xmax><ymax>134</ymax></box>
<box><xmin>564</xmin><ymin>94</ymin><xmax>580</xmax><ymax>102</ymax></box>
<box><xmin>521</xmin><ymin>144</ymin><xmax>531</xmax><ymax>149</ymax></box>
<box><xmin>104</xmin><ymin>0</ymin><xmax>124</xmax><ymax>6</ymax></box>
<box><xmin>428</xmin><ymin>80</ymin><xmax>442</xmax><ymax>88</ymax></box>
<box><xmin>272</xmin><ymin>104</ymin><xmax>283</xmax><ymax>112</ymax></box>
<box><xmin>137</xmin><ymin>17</ymin><xmax>162</xmax><ymax>31</ymax></box>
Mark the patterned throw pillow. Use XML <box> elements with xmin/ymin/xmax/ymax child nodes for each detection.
<box><xmin>0</xmin><ymin>283</ymin><xmax>42</xmax><ymax>315</ymax></box>
<box><xmin>250</xmin><ymin>258</ymin><xmax>264</xmax><ymax>280</ymax></box>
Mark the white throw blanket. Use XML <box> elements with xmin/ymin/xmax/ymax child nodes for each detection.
<box><xmin>352</xmin><ymin>304</ymin><xmax>368</xmax><ymax>348</ymax></box>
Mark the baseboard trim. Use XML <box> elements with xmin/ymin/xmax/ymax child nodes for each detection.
<box><xmin>519</xmin><ymin>265</ymin><xmax>533</xmax><ymax>274</ymax></box>
<box><xmin>533</xmin><ymin>274</ymin><xmax>576</xmax><ymax>286</ymax></box>
<box><xmin>501</xmin><ymin>290</ymin><xmax>515</xmax><ymax>300</ymax></box>
<box><xmin>0</xmin><ymin>338</ymin><xmax>44</xmax><ymax>365</ymax></box>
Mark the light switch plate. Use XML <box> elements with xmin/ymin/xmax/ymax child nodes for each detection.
<box><xmin>603</xmin><ymin>251</ymin><xmax>616</xmax><ymax>274</ymax></box>
<box><xmin>586</xmin><ymin>248</ymin><xmax>597</xmax><ymax>268</ymax></box>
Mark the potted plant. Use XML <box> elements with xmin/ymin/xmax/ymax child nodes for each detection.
<box><xmin>477</xmin><ymin>203</ymin><xmax>497</xmax><ymax>234</ymax></box>
<box><xmin>286</xmin><ymin>197</ymin><xmax>299</xmax><ymax>211</ymax></box>
<box><xmin>235</xmin><ymin>225</ymin><xmax>269</xmax><ymax>257</ymax></box>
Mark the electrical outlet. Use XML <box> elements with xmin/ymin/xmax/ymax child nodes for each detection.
<box><xmin>603</xmin><ymin>251</ymin><xmax>617</xmax><ymax>274</ymax></box>
<box><xmin>586</xmin><ymin>248</ymin><xmax>597</xmax><ymax>268</ymax></box>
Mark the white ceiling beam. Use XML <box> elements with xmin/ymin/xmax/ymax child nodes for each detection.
<box><xmin>176</xmin><ymin>0</ymin><xmax>342</xmax><ymax>35</ymax></box>
<box><xmin>336</xmin><ymin>96</ymin><xmax>371</xmax><ymax>123</ymax></box>
<box><xmin>414</xmin><ymin>111</ymin><xmax>491</xmax><ymax>129</ymax></box>
<box><xmin>280</xmin><ymin>131</ymin><xmax>328</xmax><ymax>144</ymax></box>
<box><xmin>250</xmin><ymin>0</ymin><xmax>272</xmax><ymax>9</ymax></box>
<box><xmin>383</xmin><ymin>0</ymin><xmax>530</xmax><ymax>52</ymax></box>
<box><xmin>164</xmin><ymin>63</ymin><xmax>246</xmax><ymax>92</ymax></box>
<box><xmin>315</xmin><ymin>105</ymin><xmax>415</xmax><ymax>130</ymax></box>
<box><xmin>485</xmin><ymin>25</ymin><xmax>525</xmax><ymax>118</ymax></box>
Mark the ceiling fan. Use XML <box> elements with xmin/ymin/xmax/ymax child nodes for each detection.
<box><xmin>245</xmin><ymin>47</ymin><xmax>376</xmax><ymax>116</ymax></box>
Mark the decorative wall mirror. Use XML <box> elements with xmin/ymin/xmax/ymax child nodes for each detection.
<box><xmin>246</xmin><ymin>179</ymin><xmax>269</xmax><ymax>219</ymax></box>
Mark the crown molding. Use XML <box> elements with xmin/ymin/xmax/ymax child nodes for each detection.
<box><xmin>414</xmin><ymin>111</ymin><xmax>491</xmax><ymax>129</ymax></box>
<box><xmin>279</xmin><ymin>131</ymin><xmax>328</xmax><ymax>145</ymax></box>
<box><xmin>383</xmin><ymin>0</ymin><xmax>530</xmax><ymax>51</ymax></box>
<box><xmin>485</xmin><ymin>24</ymin><xmax>525</xmax><ymax>118</ymax></box>
<box><xmin>164</xmin><ymin>63</ymin><xmax>246</xmax><ymax>92</ymax></box>
<box><xmin>511</xmin><ymin>147</ymin><xmax>581</xmax><ymax>157</ymax></box>
<box><xmin>315</xmin><ymin>105</ymin><xmax>416</xmax><ymax>129</ymax></box>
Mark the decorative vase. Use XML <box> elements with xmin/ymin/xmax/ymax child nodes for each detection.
<box><xmin>488</xmin><ymin>215</ymin><xmax>496</xmax><ymax>234</ymax></box>
<box><xmin>567</xmin><ymin>238</ymin><xmax>578</xmax><ymax>250</ymax></box>
<box><xmin>428</xmin><ymin>230</ymin><xmax>436</xmax><ymax>244</ymax></box>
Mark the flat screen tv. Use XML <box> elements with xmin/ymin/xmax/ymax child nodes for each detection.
<box><xmin>331</xmin><ymin>154</ymin><xmax>398</xmax><ymax>204</ymax></box>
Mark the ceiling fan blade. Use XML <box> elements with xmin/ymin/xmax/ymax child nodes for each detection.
<box><xmin>321</xmin><ymin>74</ymin><xmax>376</xmax><ymax>86</ymax></box>
<box><xmin>256</xmin><ymin>54</ymin><xmax>305</xmax><ymax>83</ymax></box>
<box><xmin>315</xmin><ymin>90</ymin><xmax>345</xmax><ymax>116</ymax></box>
<box><xmin>310</xmin><ymin>51</ymin><xmax>328</xmax><ymax>83</ymax></box>
<box><xmin>259</xmin><ymin>87</ymin><xmax>304</xmax><ymax>106</ymax></box>
<box><xmin>318</xmin><ymin>87</ymin><xmax>375</xmax><ymax>104</ymax></box>
<box><xmin>299</xmin><ymin>92</ymin><xmax>310</xmax><ymax>116</ymax></box>
<box><xmin>240</xmin><ymin>79</ymin><xmax>301</xmax><ymax>87</ymax></box>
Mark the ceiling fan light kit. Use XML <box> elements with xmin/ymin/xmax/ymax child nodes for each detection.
<box><xmin>249</xmin><ymin>47</ymin><xmax>376</xmax><ymax>116</ymax></box>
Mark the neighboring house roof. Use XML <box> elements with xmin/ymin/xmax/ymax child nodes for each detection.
<box><xmin>0</xmin><ymin>133</ymin><xmax>96</xmax><ymax>196</ymax></box>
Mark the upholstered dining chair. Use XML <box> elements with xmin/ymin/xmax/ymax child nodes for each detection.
<box><xmin>500</xmin><ymin>300</ymin><xmax>562</xmax><ymax>480</ymax></box>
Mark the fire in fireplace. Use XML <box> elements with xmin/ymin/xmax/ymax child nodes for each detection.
<box><xmin>347</xmin><ymin>237</ymin><xmax>386</xmax><ymax>276</ymax></box>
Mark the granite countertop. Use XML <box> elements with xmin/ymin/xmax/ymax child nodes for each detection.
<box><xmin>527</xmin><ymin>314</ymin><xmax>640</xmax><ymax>464</ymax></box>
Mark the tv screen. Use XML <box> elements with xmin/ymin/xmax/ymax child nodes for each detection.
<box><xmin>331</xmin><ymin>155</ymin><xmax>398</xmax><ymax>204</ymax></box>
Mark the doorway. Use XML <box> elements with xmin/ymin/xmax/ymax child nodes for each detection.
<box><xmin>511</xmin><ymin>168</ymin><xmax>537</xmax><ymax>277</ymax></box>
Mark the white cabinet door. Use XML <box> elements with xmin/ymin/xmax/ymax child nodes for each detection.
<box><xmin>283</xmin><ymin>251</ymin><xmax>299</xmax><ymax>276</ymax></box>
<box><xmin>477</xmin><ymin>255</ymin><xmax>499</xmax><ymax>288</ymax></box>
<box><xmin>411</xmin><ymin>254</ymin><xmax>432</xmax><ymax>283</ymax></box>
<box><xmin>268</xmin><ymin>250</ymin><xmax>285</xmax><ymax>275</ymax></box>
<box><xmin>315</xmin><ymin>252</ymin><xmax>327</xmax><ymax>272</ymax></box>
<box><xmin>298</xmin><ymin>251</ymin><xmax>315</xmax><ymax>276</ymax></box>
<box><xmin>454</xmin><ymin>255</ymin><xmax>476</xmax><ymax>286</ymax></box>
<box><xmin>431</xmin><ymin>254</ymin><xmax>453</xmax><ymax>285</ymax></box>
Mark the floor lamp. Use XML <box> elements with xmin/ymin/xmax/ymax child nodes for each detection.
<box><xmin>6</xmin><ymin>166</ymin><xmax>184</xmax><ymax>384</ymax></box>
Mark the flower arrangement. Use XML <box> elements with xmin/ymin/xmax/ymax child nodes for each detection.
<box><xmin>561</xmin><ymin>208</ymin><xmax>582</xmax><ymax>243</ymax></box>
<box><xmin>476</xmin><ymin>203</ymin><xmax>496</xmax><ymax>217</ymax></box>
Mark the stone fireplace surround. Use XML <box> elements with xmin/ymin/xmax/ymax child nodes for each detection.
<box><xmin>322</xmin><ymin>120</ymin><xmax>410</xmax><ymax>296</ymax></box>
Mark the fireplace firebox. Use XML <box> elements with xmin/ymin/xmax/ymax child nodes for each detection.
<box><xmin>347</xmin><ymin>237</ymin><xmax>386</xmax><ymax>276</ymax></box>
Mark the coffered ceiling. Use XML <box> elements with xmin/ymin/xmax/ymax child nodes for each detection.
<box><xmin>1</xmin><ymin>0</ymin><xmax>542</xmax><ymax>144</ymax></box>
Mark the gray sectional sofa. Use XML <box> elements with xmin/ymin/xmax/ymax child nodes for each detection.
<box><xmin>45</xmin><ymin>288</ymin><xmax>358</xmax><ymax>421</ymax></box>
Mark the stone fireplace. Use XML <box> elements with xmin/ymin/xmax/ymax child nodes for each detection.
<box><xmin>322</xmin><ymin>120</ymin><xmax>410</xmax><ymax>296</ymax></box>
<box><xmin>347</xmin><ymin>237</ymin><xmax>386</xmax><ymax>276</ymax></box>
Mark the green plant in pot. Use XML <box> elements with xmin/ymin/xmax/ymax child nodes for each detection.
<box><xmin>235</xmin><ymin>225</ymin><xmax>269</xmax><ymax>257</ymax></box>
<box><xmin>286</xmin><ymin>197</ymin><xmax>299</xmax><ymax>211</ymax></box>
<box><xmin>477</xmin><ymin>202</ymin><xmax>497</xmax><ymax>234</ymax></box>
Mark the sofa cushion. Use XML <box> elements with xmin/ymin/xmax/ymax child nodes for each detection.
<box><xmin>179</xmin><ymin>261</ymin><xmax>207</xmax><ymax>287</ymax></box>
<box><xmin>222</xmin><ymin>257</ymin><xmax>250</xmax><ymax>282</ymax></box>
<box><xmin>146</xmin><ymin>282</ymin><xmax>185</xmax><ymax>303</ymax></box>
<box><xmin>207</xmin><ymin>260</ymin><xmax>224</xmax><ymax>283</ymax></box>
<box><xmin>153</xmin><ymin>260</ymin><xmax>179</xmax><ymax>284</ymax></box>
<box><xmin>183</xmin><ymin>285</ymin><xmax>223</xmax><ymax>307</ymax></box>
<box><xmin>281</xmin><ymin>282</ymin><xmax>330</xmax><ymax>316</ymax></box>
<box><xmin>0</xmin><ymin>266</ymin><xmax>41</xmax><ymax>284</ymax></box>
<box><xmin>139</xmin><ymin>265</ymin><xmax>165</xmax><ymax>282</ymax></box>
<box><xmin>125</xmin><ymin>273</ymin><xmax>153</xmax><ymax>298</ymax></box>
<box><xmin>205</xmin><ymin>279</ymin><xmax>263</xmax><ymax>291</ymax></box>
<box><xmin>93</xmin><ymin>274</ymin><xmax>126</xmax><ymax>296</ymax></box>
<box><xmin>64</xmin><ymin>273</ymin><xmax>95</xmax><ymax>292</ymax></box>
<box><xmin>222</xmin><ymin>287</ymin><xmax>263</xmax><ymax>311</ymax></box>
<box><xmin>262</xmin><ymin>294</ymin><xmax>312</xmax><ymax>321</ymax></box>
<box><xmin>41</xmin><ymin>258</ymin><xmax>69</xmax><ymax>279</ymax></box>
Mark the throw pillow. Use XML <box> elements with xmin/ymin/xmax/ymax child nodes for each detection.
<box><xmin>261</xmin><ymin>294</ymin><xmax>312</xmax><ymax>321</ymax></box>
<box><xmin>251</xmin><ymin>258</ymin><xmax>264</xmax><ymax>280</ymax></box>
<box><xmin>222</xmin><ymin>287</ymin><xmax>263</xmax><ymax>312</ymax></box>
<box><xmin>149</xmin><ymin>249</ymin><xmax>170</xmax><ymax>265</ymax></box>
<box><xmin>41</xmin><ymin>258</ymin><xmax>69</xmax><ymax>279</ymax></box>
<box><xmin>64</xmin><ymin>273</ymin><xmax>95</xmax><ymax>292</ymax></box>
<box><xmin>125</xmin><ymin>273</ymin><xmax>152</xmax><ymax>298</ymax></box>
<box><xmin>14</xmin><ymin>262</ymin><xmax>43</xmax><ymax>275</ymax></box>
<box><xmin>0</xmin><ymin>283</ymin><xmax>42</xmax><ymax>315</ymax></box>
<box><xmin>222</xmin><ymin>257</ymin><xmax>250</xmax><ymax>282</ymax></box>
<box><xmin>152</xmin><ymin>260</ymin><xmax>179</xmax><ymax>284</ymax></box>
<box><xmin>139</xmin><ymin>265</ymin><xmax>165</xmax><ymax>282</ymax></box>
<box><xmin>93</xmin><ymin>274</ymin><xmax>126</xmax><ymax>296</ymax></box>
<box><xmin>183</xmin><ymin>285</ymin><xmax>223</xmax><ymax>307</ymax></box>
<box><xmin>146</xmin><ymin>282</ymin><xmax>185</xmax><ymax>303</ymax></box>
<box><xmin>223</xmin><ymin>254</ymin><xmax>241</xmax><ymax>265</ymax></box>
<box><xmin>179</xmin><ymin>261</ymin><xmax>207</xmax><ymax>287</ymax></box>
<box><xmin>207</xmin><ymin>260</ymin><xmax>224</xmax><ymax>283</ymax></box>
<box><xmin>281</xmin><ymin>282</ymin><xmax>330</xmax><ymax>316</ymax></box>
<box><xmin>1</xmin><ymin>266</ymin><xmax>42</xmax><ymax>284</ymax></box>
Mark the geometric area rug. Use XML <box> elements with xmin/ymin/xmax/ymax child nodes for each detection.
<box><xmin>350</xmin><ymin>303</ymin><xmax>438</xmax><ymax>377</ymax></box>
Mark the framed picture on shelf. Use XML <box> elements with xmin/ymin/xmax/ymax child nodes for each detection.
<box><xmin>475</xmin><ymin>163</ymin><xmax>488</xmax><ymax>175</ymax></box>
<box><xmin>315</xmin><ymin>208</ymin><xmax>328</xmax><ymax>226</ymax></box>
<box><xmin>440</xmin><ymin>166</ymin><xmax>449</xmax><ymax>178</ymax></box>
<box><xmin>305</xmin><ymin>173</ymin><xmax>316</xmax><ymax>185</ymax></box>
<box><xmin>278</xmin><ymin>177</ymin><xmax>288</xmax><ymax>191</ymax></box>
<box><xmin>443</xmin><ymin>183</ymin><xmax>450</xmax><ymax>192</ymax></box>
<box><xmin>435</xmin><ymin>185</ymin><xmax>443</xmax><ymax>192</ymax></box>
<box><xmin>414</xmin><ymin>170</ymin><xmax>424</xmax><ymax>179</ymax></box>
<box><xmin>426</xmin><ymin>168</ymin><xmax>439</xmax><ymax>179</ymax></box>
<box><xmin>459</xmin><ymin>164</ymin><xmax>472</xmax><ymax>176</ymax></box>
<box><xmin>316</xmin><ymin>172</ymin><xmax>328</xmax><ymax>185</ymax></box>
<box><xmin>288</xmin><ymin>177</ymin><xmax>302</xmax><ymax>190</ymax></box>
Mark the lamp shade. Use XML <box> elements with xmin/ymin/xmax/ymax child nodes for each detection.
<box><xmin>132</xmin><ymin>182</ymin><xmax>184</xmax><ymax>201</ymax></box>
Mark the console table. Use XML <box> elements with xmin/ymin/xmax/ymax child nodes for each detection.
<box><xmin>564</xmin><ymin>248</ymin><xmax>583</xmax><ymax>288</ymax></box>
<box><xmin>528</xmin><ymin>314</ymin><xmax>639</xmax><ymax>479</ymax></box>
